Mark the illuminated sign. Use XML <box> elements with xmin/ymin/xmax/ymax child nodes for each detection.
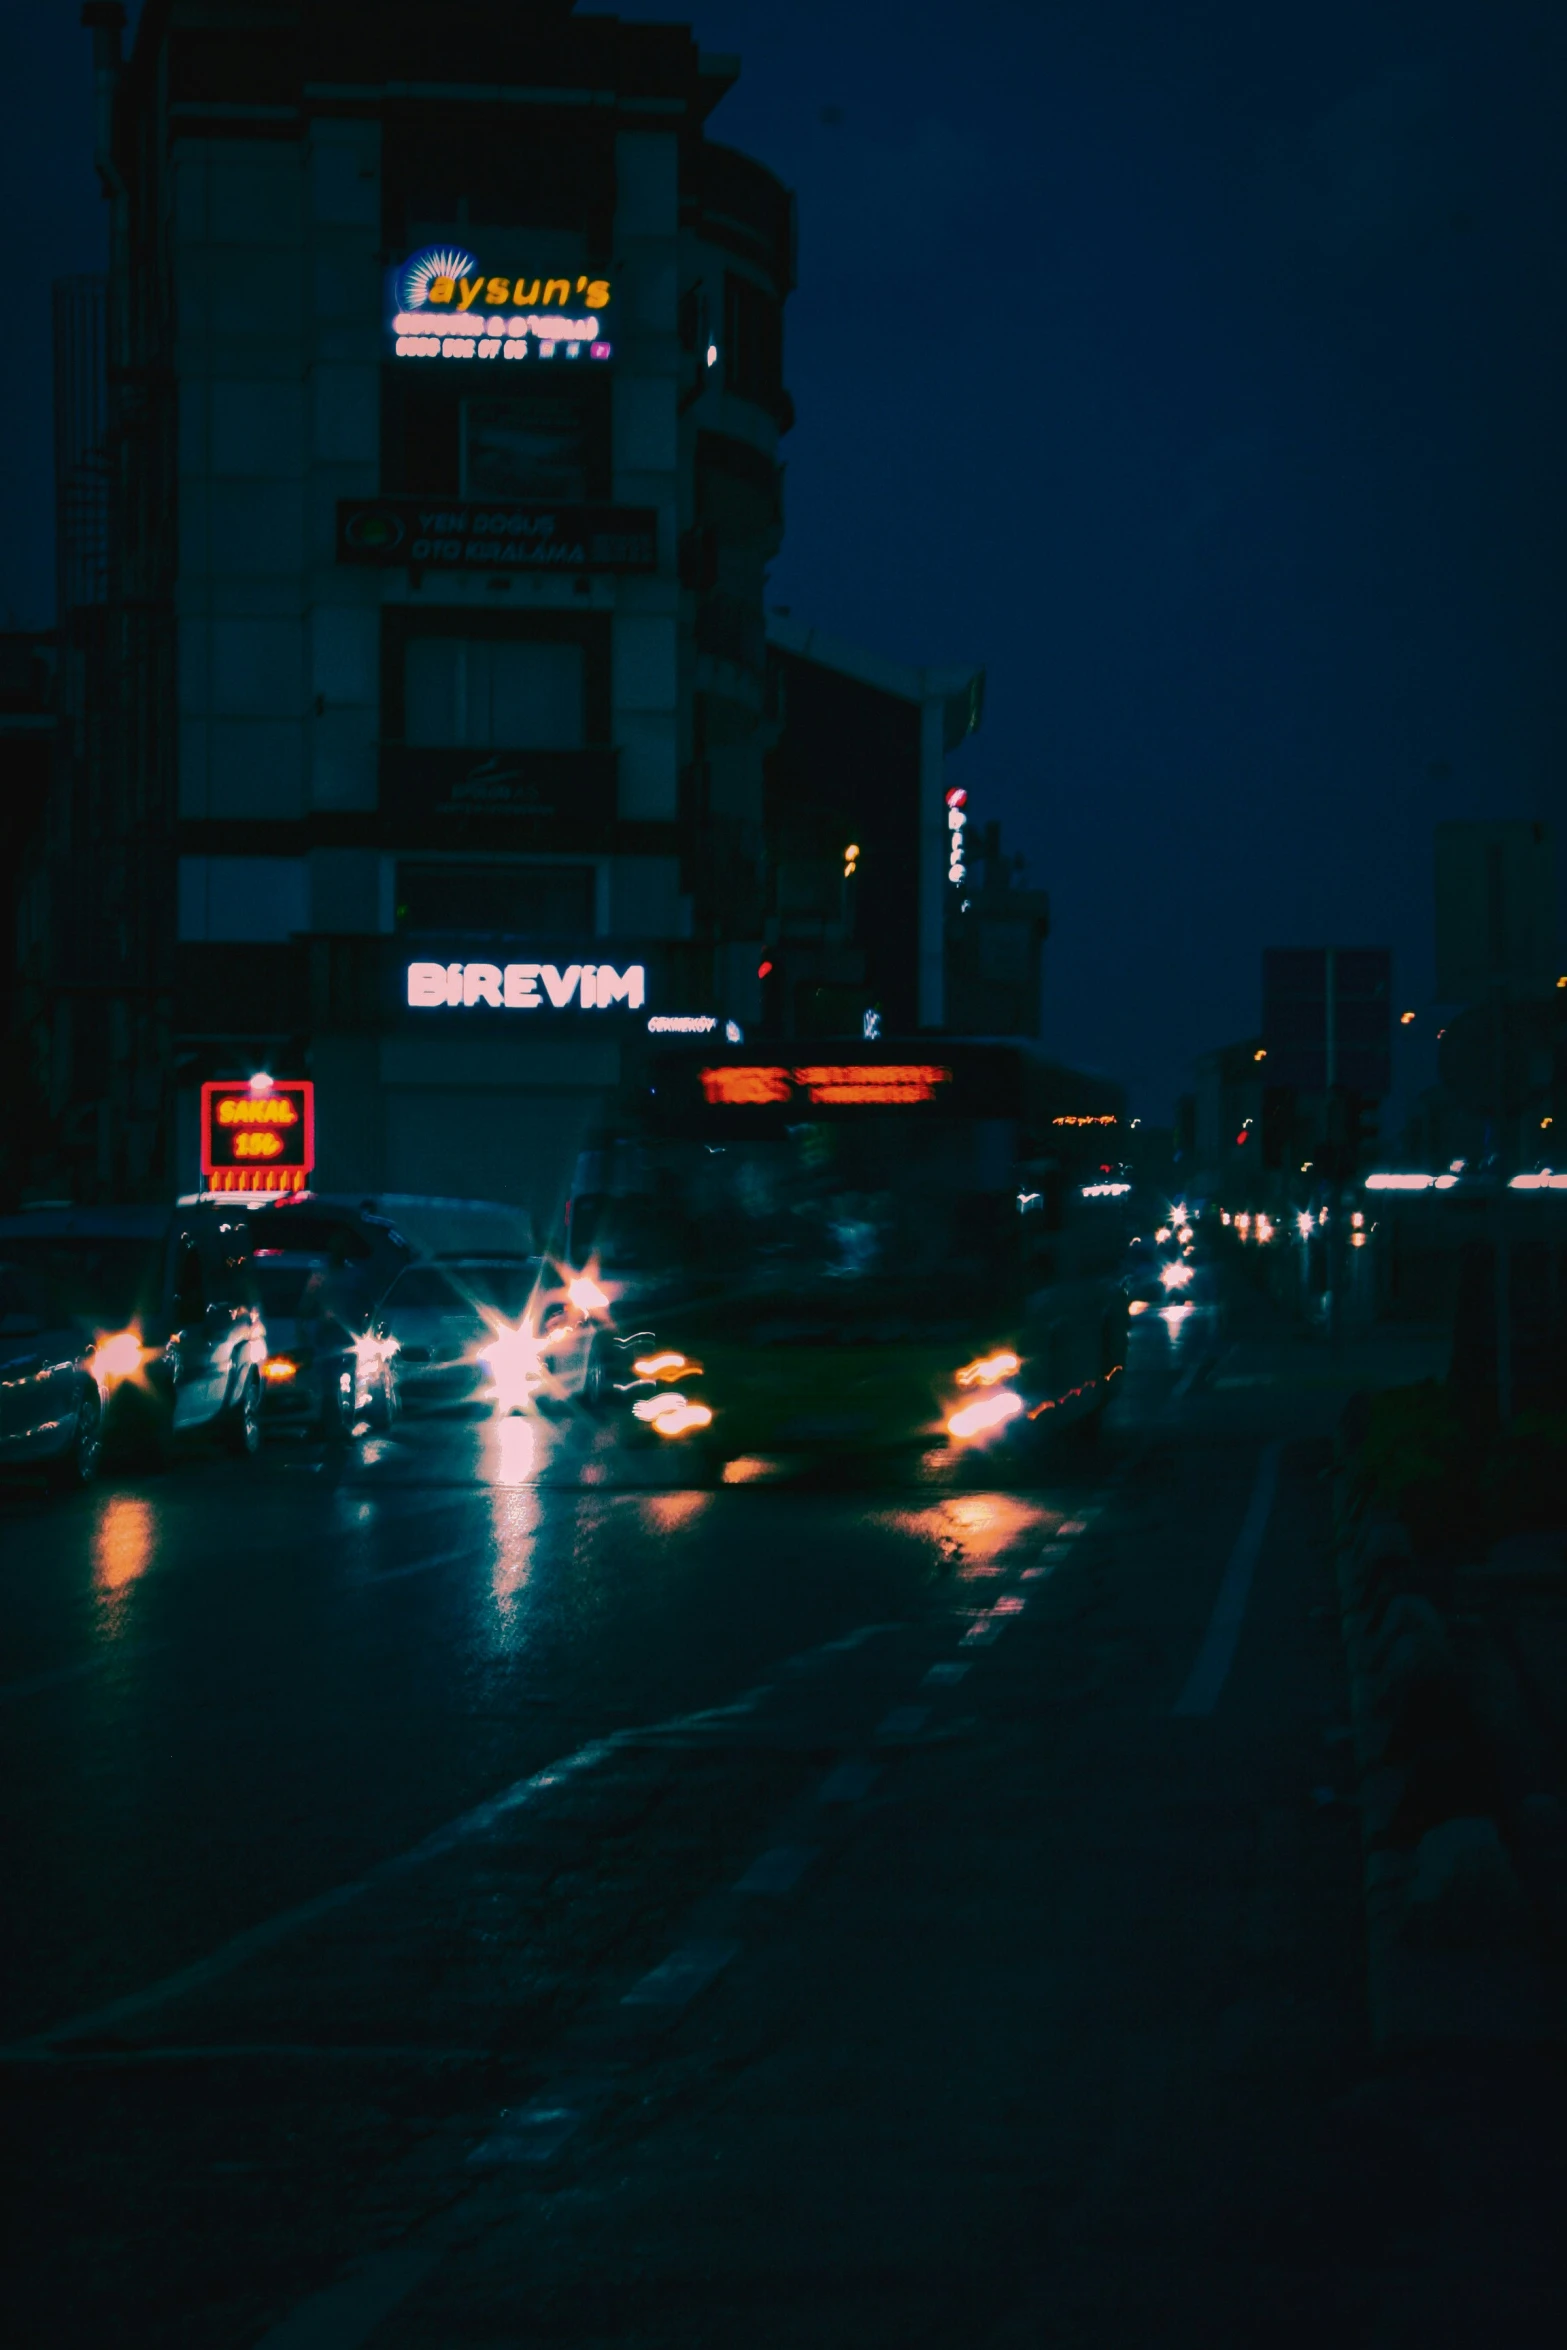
<box><xmin>388</xmin><ymin>247</ymin><xmax>613</xmax><ymax>363</ymax></box>
<box><xmin>946</xmin><ymin>787</ymin><xmax>967</xmax><ymax>887</ymax></box>
<box><xmin>406</xmin><ymin>960</ymin><xmax>645</xmax><ymax>1011</ymax></box>
<box><xmin>700</xmin><ymin>1064</ymin><xmax>954</xmax><ymax>1109</ymax></box>
<box><xmin>1052</xmin><ymin>1113</ymin><xmax>1117</xmax><ymax>1127</ymax></box>
<box><xmin>337</xmin><ymin>499</ymin><xmax>656</xmax><ymax>575</ymax></box>
<box><xmin>201</xmin><ymin>1079</ymin><xmax>314</xmax><ymax>1194</ymax></box>
<box><xmin>647</xmin><ymin>1014</ymin><xmax>718</xmax><ymax>1034</ymax></box>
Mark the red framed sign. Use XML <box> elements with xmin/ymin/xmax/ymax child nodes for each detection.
<box><xmin>200</xmin><ymin>1079</ymin><xmax>314</xmax><ymax>1194</ymax></box>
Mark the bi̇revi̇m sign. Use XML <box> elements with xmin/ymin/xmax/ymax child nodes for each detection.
<box><xmin>407</xmin><ymin>960</ymin><xmax>645</xmax><ymax>1011</ymax></box>
<box><xmin>388</xmin><ymin>247</ymin><xmax>613</xmax><ymax>363</ymax></box>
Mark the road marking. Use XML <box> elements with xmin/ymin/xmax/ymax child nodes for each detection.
<box><xmin>922</xmin><ymin>1661</ymin><xmax>970</xmax><ymax>1686</ymax></box>
<box><xmin>1172</xmin><ymin>1442</ymin><xmax>1282</xmax><ymax>1717</ymax></box>
<box><xmin>622</xmin><ymin>1938</ymin><xmax>739</xmax><ymax>2010</ymax></box>
<box><xmin>253</xmin><ymin>2246</ymin><xmax>445</xmax><ymax>2349</ymax></box>
<box><xmin>469</xmin><ymin>2098</ymin><xmax>585</xmax><ymax>2166</ymax></box>
<box><xmin>736</xmin><ymin>1845</ymin><xmax>818</xmax><ymax>1895</ymax></box>
<box><xmin>0</xmin><ymin>1639</ymin><xmax>167</xmax><ymax>1704</ymax></box>
<box><xmin>16</xmin><ymin>1672</ymin><xmax>775</xmax><ymax>2054</ymax></box>
<box><xmin>819</xmin><ymin>1623</ymin><xmax>901</xmax><ymax>1653</ymax></box>
<box><xmin>1038</xmin><ymin>1542</ymin><xmax>1072</xmax><ymax>1559</ymax></box>
<box><xmin>1019</xmin><ymin>1565</ymin><xmax>1048</xmax><ymax>1581</ymax></box>
<box><xmin>1056</xmin><ymin>1519</ymin><xmax>1088</xmax><ymax>1536</ymax></box>
<box><xmin>347</xmin><ymin>1543</ymin><xmax>482</xmax><ymax>1588</ymax></box>
<box><xmin>818</xmin><ymin>1760</ymin><xmax>880</xmax><ymax>1803</ymax></box>
<box><xmin>877</xmin><ymin>1704</ymin><xmax>930</xmax><ymax>1740</ymax></box>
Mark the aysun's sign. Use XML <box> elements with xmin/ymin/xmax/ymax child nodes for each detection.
<box><xmin>407</xmin><ymin>960</ymin><xmax>645</xmax><ymax>1011</ymax></box>
<box><xmin>388</xmin><ymin>247</ymin><xmax>613</xmax><ymax>363</ymax></box>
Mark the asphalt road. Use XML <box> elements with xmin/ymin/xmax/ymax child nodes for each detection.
<box><xmin>3</xmin><ymin>1280</ymin><xmax>1563</xmax><ymax>2346</ymax></box>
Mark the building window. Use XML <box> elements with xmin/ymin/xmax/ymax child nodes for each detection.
<box><xmin>395</xmin><ymin>861</ymin><xmax>598</xmax><ymax>936</ymax></box>
<box><xmin>463</xmin><ymin>395</ymin><xmax>589</xmax><ymax>501</ymax></box>
<box><xmin>403</xmin><ymin>636</ymin><xmax>586</xmax><ymax>750</ymax></box>
<box><xmin>723</xmin><ymin>273</ymin><xmax>783</xmax><ymax>409</ymax></box>
<box><xmin>177</xmin><ymin>856</ymin><xmax>308</xmax><ymax>942</ymax></box>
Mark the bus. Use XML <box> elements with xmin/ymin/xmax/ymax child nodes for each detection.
<box><xmin>562</xmin><ymin>1040</ymin><xmax>1133</xmax><ymax>1472</ymax></box>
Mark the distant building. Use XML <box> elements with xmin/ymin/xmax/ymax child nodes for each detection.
<box><xmin>761</xmin><ymin>618</ymin><xmax>987</xmax><ymax>1036</ymax></box>
<box><xmin>944</xmin><ymin>820</ymin><xmax>1051</xmax><ymax>1039</ymax></box>
<box><xmin>39</xmin><ymin>0</ymin><xmax>795</xmax><ymax>1225</ymax></box>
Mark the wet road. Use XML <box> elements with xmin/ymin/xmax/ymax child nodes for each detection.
<box><xmin>7</xmin><ymin>1288</ymin><xmax>1561</xmax><ymax>2347</ymax></box>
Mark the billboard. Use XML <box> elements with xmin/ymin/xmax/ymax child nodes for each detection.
<box><xmin>386</xmin><ymin>248</ymin><xmax>613</xmax><ymax>365</ymax></box>
<box><xmin>337</xmin><ymin>499</ymin><xmax>656</xmax><ymax>576</ymax></box>
<box><xmin>200</xmin><ymin>1080</ymin><xmax>314</xmax><ymax>1194</ymax></box>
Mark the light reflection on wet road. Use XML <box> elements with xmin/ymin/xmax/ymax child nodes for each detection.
<box><xmin>0</xmin><ymin>1296</ymin><xmax>1225</xmax><ymax>2047</ymax></box>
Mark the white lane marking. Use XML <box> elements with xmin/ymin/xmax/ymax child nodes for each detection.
<box><xmin>468</xmin><ymin>2098</ymin><xmax>585</xmax><ymax>2166</ymax></box>
<box><xmin>818</xmin><ymin>1760</ymin><xmax>880</xmax><ymax>1803</ymax></box>
<box><xmin>877</xmin><ymin>1704</ymin><xmax>930</xmax><ymax>1740</ymax></box>
<box><xmin>1172</xmin><ymin>1442</ymin><xmax>1283</xmax><ymax>1717</ymax></box>
<box><xmin>962</xmin><ymin>1619</ymin><xmax>1002</xmax><ymax>1646</ymax></box>
<box><xmin>622</xmin><ymin>1938</ymin><xmax>739</xmax><ymax>2009</ymax></box>
<box><xmin>1056</xmin><ymin>1519</ymin><xmax>1088</xmax><ymax>1536</ymax></box>
<box><xmin>819</xmin><ymin>1623</ymin><xmax>901</xmax><ymax>1653</ymax></box>
<box><xmin>0</xmin><ymin>1639</ymin><xmax>167</xmax><ymax>1703</ymax></box>
<box><xmin>346</xmin><ymin>1543</ymin><xmax>482</xmax><ymax>1588</ymax></box>
<box><xmin>735</xmin><ymin>1845</ymin><xmax>818</xmax><ymax>1896</ymax></box>
<box><xmin>1038</xmin><ymin>1543</ymin><xmax>1072</xmax><ymax>1559</ymax></box>
<box><xmin>19</xmin><ymin>1671</ymin><xmax>779</xmax><ymax>2053</ymax></box>
<box><xmin>253</xmin><ymin>2245</ymin><xmax>445</xmax><ymax>2349</ymax></box>
<box><xmin>1019</xmin><ymin>1565</ymin><xmax>1048</xmax><ymax>1581</ymax></box>
<box><xmin>922</xmin><ymin>1661</ymin><xmax>970</xmax><ymax>1687</ymax></box>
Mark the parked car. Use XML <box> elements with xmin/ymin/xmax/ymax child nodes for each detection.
<box><xmin>248</xmin><ymin>1251</ymin><xmax>397</xmax><ymax>1438</ymax></box>
<box><xmin>0</xmin><ymin>1206</ymin><xmax>265</xmax><ymax>1462</ymax></box>
<box><xmin>0</xmin><ymin>1258</ymin><xmax>105</xmax><ymax>1487</ymax></box>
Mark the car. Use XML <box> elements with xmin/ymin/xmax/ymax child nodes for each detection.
<box><xmin>247</xmin><ymin>1251</ymin><xmax>397</xmax><ymax>1438</ymax></box>
<box><xmin>379</xmin><ymin>1257</ymin><xmax>606</xmax><ymax>1415</ymax></box>
<box><xmin>0</xmin><ymin>1206</ymin><xmax>266</xmax><ymax>1462</ymax></box>
<box><xmin>0</xmin><ymin>1259</ymin><xmax>106</xmax><ymax>1488</ymax></box>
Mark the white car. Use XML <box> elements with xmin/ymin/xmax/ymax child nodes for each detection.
<box><xmin>380</xmin><ymin>1258</ymin><xmax>605</xmax><ymax>1413</ymax></box>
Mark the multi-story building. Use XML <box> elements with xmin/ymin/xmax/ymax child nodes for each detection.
<box><xmin>63</xmin><ymin>0</ymin><xmax>794</xmax><ymax>1229</ymax></box>
<box><xmin>761</xmin><ymin>618</ymin><xmax>987</xmax><ymax>1037</ymax></box>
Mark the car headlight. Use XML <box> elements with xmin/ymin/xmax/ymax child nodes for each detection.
<box><xmin>947</xmin><ymin>1390</ymin><xmax>1024</xmax><ymax>1440</ymax></box>
<box><xmin>92</xmin><ymin>1330</ymin><xmax>146</xmax><ymax>1384</ymax></box>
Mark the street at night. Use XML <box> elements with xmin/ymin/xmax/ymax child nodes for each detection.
<box><xmin>3</xmin><ymin>1</ymin><xmax>1565</xmax><ymax>2341</ymax></box>
<box><xmin>4</xmin><ymin>1274</ymin><xmax>1562</xmax><ymax>2346</ymax></box>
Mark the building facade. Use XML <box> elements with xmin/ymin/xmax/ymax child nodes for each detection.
<box><xmin>761</xmin><ymin>619</ymin><xmax>986</xmax><ymax>1038</ymax></box>
<box><xmin>64</xmin><ymin>0</ymin><xmax>793</xmax><ymax>1229</ymax></box>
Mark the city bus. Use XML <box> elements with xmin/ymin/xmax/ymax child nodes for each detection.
<box><xmin>562</xmin><ymin>1040</ymin><xmax>1133</xmax><ymax>1474</ymax></box>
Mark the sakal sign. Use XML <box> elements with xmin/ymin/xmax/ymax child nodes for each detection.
<box><xmin>388</xmin><ymin>247</ymin><xmax>613</xmax><ymax>364</ymax></box>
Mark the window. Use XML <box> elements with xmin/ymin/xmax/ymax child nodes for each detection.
<box><xmin>463</xmin><ymin>396</ymin><xmax>590</xmax><ymax>501</ymax></box>
<box><xmin>724</xmin><ymin>274</ymin><xmax>783</xmax><ymax>409</ymax></box>
<box><xmin>404</xmin><ymin>637</ymin><xmax>585</xmax><ymax>750</ymax></box>
<box><xmin>395</xmin><ymin>862</ymin><xmax>597</xmax><ymax>935</ymax></box>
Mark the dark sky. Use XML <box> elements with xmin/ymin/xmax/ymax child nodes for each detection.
<box><xmin>5</xmin><ymin>2</ymin><xmax>1564</xmax><ymax>1120</ymax></box>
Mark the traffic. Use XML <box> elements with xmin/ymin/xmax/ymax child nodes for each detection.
<box><xmin>0</xmin><ymin>1041</ymin><xmax>1167</xmax><ymax>1493</ymax></box>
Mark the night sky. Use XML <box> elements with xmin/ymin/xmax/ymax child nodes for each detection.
<box><xmin>5</xmin><ymin>1</ymin><xmax>1564</xmax><ymax>1120</ymax></box>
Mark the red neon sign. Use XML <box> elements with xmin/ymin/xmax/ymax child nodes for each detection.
<box><xmin>200</xmin><ymin>1080</ymin><xmax>315</xmax><ymax>1193</ymax></box>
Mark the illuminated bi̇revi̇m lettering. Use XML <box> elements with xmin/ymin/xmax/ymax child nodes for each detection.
<box><xmin>406</xmin><ymin>961</ymin><xmax>646</xmax><ymax>1011</ymax></box>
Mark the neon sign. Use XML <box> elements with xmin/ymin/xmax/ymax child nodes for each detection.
<box><xmin>201</xmin><ymin>1079</ymin><xmax>314</xmax><ymax>1193</ymax></box>
<box><xmin>947</xmin><ymin>787</ymin><xmax>967</xmax><ymax>887</ymax></box>
<box><xmin>406</xmin><ymin>960</ymin><xmax>645</xmax><ymax>1011</ymax></box>
<box><xmin>699</xmin><ymin>1065</ymin><xmax>954</xmax><ymax>1109</ymax></box>
<box><xmin>388</xmin><ymin>248</ymin><xmax>614</xmax><ymax>364</ymax></box>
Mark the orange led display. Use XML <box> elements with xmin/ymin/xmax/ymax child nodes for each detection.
<box><xmin>201</xmin><ymin>1080</ymin><xmax>314</xmax><ymax>1191</ymax></box>
<box><xmin>700</xmin><ymin>1066</ymin><xmax>793</xmax><ymax>1106</ymax></box>
<box><xmin>793</xmin><ymin>1064</ymin><xmax>952</xmax><ymax>1105</ymax></box>
<box><xmin>698</xmin><ymin>1064</ymin><xmax>954</xmax><ymax>1110</ymax></box>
